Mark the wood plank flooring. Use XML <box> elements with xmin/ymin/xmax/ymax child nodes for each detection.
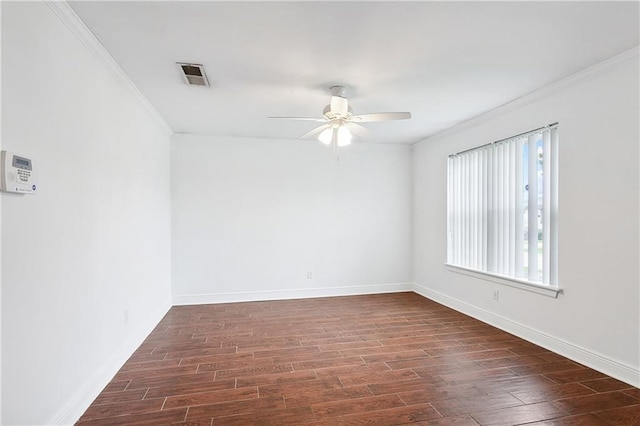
<box><xmin>77</xmin><ymin>292</ymin><xmax>640</xmax><ymax>425</ymax></box>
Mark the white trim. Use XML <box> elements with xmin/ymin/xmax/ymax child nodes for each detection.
<box><xmin>420</xmin><ymin>46</ymin><xmax>640</xmax><ymax>146</ymax></box>
<box><xmin>172</xmin><ymin>282</ymin><xmax>414</xmax><ymax>306</ymax></box>
<box><xmin>412</xmin><ymin>283</ymin><xmax>640</xmax><ymax>388</ymax></box>
<box><xmin>45</xmin><ymin>0</ymin><xmax>173</xmax><ymax>137</ymax></box>
<box><xmin>47</xmin><ymin>299</ymin><xmax>172</xmax><ymax>426</ymax></box>
<box><xmin>445</xmin><ymin>264</ymin><xmax>562</xmax><ymax>298</ymax></box>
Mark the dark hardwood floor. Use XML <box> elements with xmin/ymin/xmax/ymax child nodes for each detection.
<box><xmin>77</xmin><ymin>292</ymin><xmax>640</xmax><ymax>425</ymax></box>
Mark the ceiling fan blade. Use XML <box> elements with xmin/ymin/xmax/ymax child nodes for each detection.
<box><xmin>300</xmin><ymin>124</ymin><xmax>330</xmax><ymax>139</ymax></box>
<box><xmin>350</xmin><ymin>112</ymin><xmax>412</xmax><ymax>122</ymax></box>
<box><xmin>330</xmin><ymin>96</ymin><xmax>349</xmax><ymax>116</ymax></box>
<box><xmin>345</xmin><ymin>122</ymin><xmax>370</xmax><ymax>138</ymax></box>
<box><xmin>268</xmin><ymin>116</ymin><xmax>327</xmax><ymax>122</ymax></box>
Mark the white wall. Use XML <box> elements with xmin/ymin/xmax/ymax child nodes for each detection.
<box><xmin>413</xmin><ymin>51</ymin><xmax>639</xmax><ymax>386</ymax></box>
<box><xmin>1</xmin><ymin>3</ymin><xmax>172</xmax><ymax>424</ymax></box>
<box><xmin>172</xmin><ymin>135</ymin><xmax>412</xmax><ymax>303</ymax></box>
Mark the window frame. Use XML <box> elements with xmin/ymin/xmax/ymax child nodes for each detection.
<box><xmin>446</xmin><ymin>123</ymin><xmax>561</xmax><ymax>296</ymax></box>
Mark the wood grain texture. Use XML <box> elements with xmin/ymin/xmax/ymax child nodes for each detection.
<box><xmin>76</xmin><ymin>292</ymin><xmax>639</xmax><ymax>424</ymax></box>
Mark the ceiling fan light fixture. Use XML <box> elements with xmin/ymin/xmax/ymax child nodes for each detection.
<box><xmin>336</xmin><ymin>125</ymin><xmax>352</xmax><ymax>147</ymax></box>
<box><xmin>318</xmin><ymin>127</ymin><xmax>333</xmax><ymax>145</ymax></box>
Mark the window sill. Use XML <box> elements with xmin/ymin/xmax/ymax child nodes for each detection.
<box><xmin>445</xmin><ymin>264</ymin><xmax>563</xmax><ymax>298</ymax></box>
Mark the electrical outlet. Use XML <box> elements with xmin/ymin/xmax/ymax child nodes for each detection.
<box><xmin>124</xmin><ymin>309</ymin><xmax>130</xmax><ymax>324</ymax></box>
<box><xmin>493</xmin><ymin>289</ymin><xmax>500</xmax><ymax>301</ymax></box>
<box><xmin>306</xmin><ymin>271</ymin><xmax>313</xmax><ymax>279</ymax></box>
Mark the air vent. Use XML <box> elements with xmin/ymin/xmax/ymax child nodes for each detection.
<box><xmin>176</xmin><ymin>62</ymin><xmax>210</xmax><ymax>87</ymax></box>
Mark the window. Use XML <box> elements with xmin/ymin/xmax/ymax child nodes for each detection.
<box><xmin>447</xmin><ymin>124</ymin><xmax>558</xmax><ymax>286</ymax></box>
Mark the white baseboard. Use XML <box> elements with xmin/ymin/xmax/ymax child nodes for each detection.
<box><xmin>413</xmin><ymin>283</ymin><xmax>640</xmax><ymax>388</ymax></box>
<box><xmin>48</xmin><ymin>299</ymin><xmax>173</xmax><ymax>426</ymax></box>
<box><xmin>172</xmin><ymin>282</ymin><xmax>414</xmax><ymax>306</ymax></box>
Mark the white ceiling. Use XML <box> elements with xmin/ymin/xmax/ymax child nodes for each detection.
<box><xmin>69</xmin><ymin>1</ymin><xmax>639</xmax><ymax>145</ymax></box>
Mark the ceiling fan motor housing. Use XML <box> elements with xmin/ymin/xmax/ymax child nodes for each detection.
<box><xmin>323</xmin><ymin>103</ymin><xmax>352</xmax><ymax>120</ymax></box>
<box><xmin>329</xmin><ymin>85</ymin><xmax>346</xmax><ymax>97</ymax></box>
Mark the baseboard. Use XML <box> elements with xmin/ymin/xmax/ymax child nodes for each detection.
<box><xmin>172</xmin><ymin>282</ymin><xmax>414</xmax><ymax>305</ymax></box>
<box><xmin>413</xmin><ymin>283</ymin><xmax>640</xmax><ymax>388</ymax></box>
<box><xmin>47</xmin><ymin>298</ymin><xmax>173</xmax><ymax>426</ymax></box>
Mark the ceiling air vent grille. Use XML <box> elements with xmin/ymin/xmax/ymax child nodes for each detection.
<box><xmin>177</xmin><ymin>62</ymin><xmax>210</xmax><ymax>87</ymax></box>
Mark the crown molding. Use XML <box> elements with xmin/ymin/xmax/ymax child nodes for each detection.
<box><xmin>420</xmin><ymin>46</ymin><xmax>640</xmax><ymax>145</ymax></box>
<box><xmin>45</xmin><ymin>1</ymin><xmax>173</xmax><ymax>137</ymax></box>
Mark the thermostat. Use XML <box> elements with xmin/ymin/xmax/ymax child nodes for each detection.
<box><xmin>1</xmin><ymin>151</ymin><xmax>37</xmax><ymax>194</ymax></box>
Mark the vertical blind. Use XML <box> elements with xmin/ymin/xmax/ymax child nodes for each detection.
<box><xmin>447</xmin><ymin>124</ymin><xmax>558</xmax><ymax>285</ymax></box>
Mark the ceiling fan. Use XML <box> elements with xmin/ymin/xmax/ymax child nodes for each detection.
<box><xmin>269</xmin><ymin>86</ymin><xmax>411</xmax><ymax>154</ymax></box>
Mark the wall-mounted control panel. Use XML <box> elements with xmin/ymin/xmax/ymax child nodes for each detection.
<box><xmin>1</xmin><ymin>151</ymin><xmax>37</xmax><ymax>194</ymax></box>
